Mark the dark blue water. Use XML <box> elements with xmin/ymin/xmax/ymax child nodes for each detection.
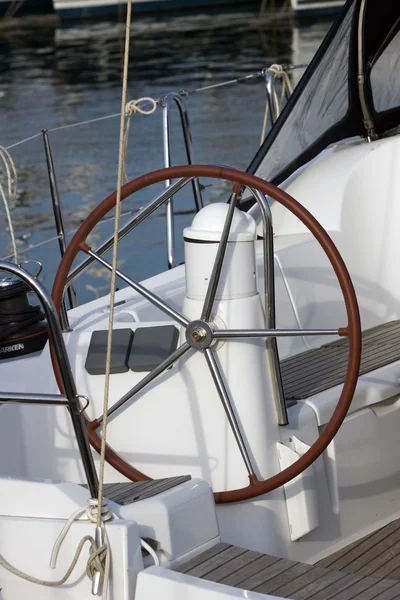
<box><xmin>0</xmin><ymin>11</ymin><xmax>331</xmax><ymax>303</ymax></box>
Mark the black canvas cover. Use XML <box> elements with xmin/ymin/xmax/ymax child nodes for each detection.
<box><xmin>248</xmin><ymin>0</ymin><xmax>400</xmax><ymax>186</ymax></box>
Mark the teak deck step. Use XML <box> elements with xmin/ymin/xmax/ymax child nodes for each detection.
<box><xmin>317</xmin><ymin>519</ymin><xmax>400</xmax><ymax>580</ymax></box>
<box><xmin>281</xmin><ymin>320</ymin><xmax>400</xmax><ymax>401</ymax></box>
<box><xmin>84</xmin><ymin>476</ymin><xmax>191</xmax><ymax>505</ymax></box>
<box><xmin>176</xmin><ymin>540</ymin><xmax>400</xmax><ymax>599</ymax></box>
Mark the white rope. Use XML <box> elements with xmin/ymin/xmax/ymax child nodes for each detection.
<box><xmin>260</xmin><ymin>64</ymin><xmax>293</xmax><ymax>144</ymax></box>
<box><xmin>0</xmin><ymin>495</ymin><xmax>165</xmax><ymax>599</ymax></box>
<box><xmin>140</xmin><ymin>539</ymin><xmax>160</xmax><ymax>567</ymax></box>
<box><xmin>4</xmin><ymin>64</ymin><xmax>305</xmax><ymax>155</ymax></box>
<box><xmin>0</xmin><ymin>488</ymin><xmax>159</xmax><ymax>590</ymax></box>
<box><xmin>0</xmin><ymin>501</ymin><xmax>114</xmax><ymax>588</ymax></box>
<box><xmin>51</xmin><ymin>500</ymin><xmax>112</xmax><ymax>599</ymax></box>
<box><xmin>125</xmin><ymin>97</ymin><xmax>157</xmax><ymax>118</ymax></box>
<box><xmin>50</xmin><ymin>501</ymin><xmax>114</xmax><ymax>570</ymax></box>
<box><xmin>92</xmin><ymin>0</ymin><xmax>135</xmax><ymax>597</ymax></box>
<box><xmin>98</xmin><ymin>0</ymin><xmax>131</xmax><ymax>525</ymax></box>
<box><xmin>0</xmin><ymin>146</ymin><xmax>19</xmax><ymax>263</ymax></box>
<box><xmin>0</xmin><ymin>536</ymin><xmax>98</xmax><ymax>587</ymax></box>
<box><xmin>122</xmin><ymin>97</ymin><xmax>157</xmax><ymax>183</ymax></box>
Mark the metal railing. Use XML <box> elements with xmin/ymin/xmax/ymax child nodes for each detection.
<box><xmin>42</xmin><ymin>129</ymin><xmax>77</xmax><ymax>332</ymax></box>
<box><xmin>263</xmin><ymin>67</ymin><xmax>292</xmax><ymax>126</ymax></box>
<box><xmin>43</xmin><ymin>94</ymin><xmax>204</xmax><ymax>328</ymax></box>
<box><xmin>0</xmin><ymin>261</ymin><xmax>99</xmax><ymax>498</ymax></box>
<box><xmin>25</xmin><ymin>64</ymin><xmax>299</xmax><ymax>332</ymax></box>
<box><xmin>66</xmin><ymin>173</ymin><xmax>289</xmax><ymax>430</ymax></box>
<box><xmin>160</xmin><ymin>92</ymin><xmax>203</xmax><ymax>269</ymax></box>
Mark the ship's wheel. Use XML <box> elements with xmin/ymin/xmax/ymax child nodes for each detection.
<box><xmin>51</xmin><ymin>165</ymin><xmax>361</xmax><ymax>504</ymax></box>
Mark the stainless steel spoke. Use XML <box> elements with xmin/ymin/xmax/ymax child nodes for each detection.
<box><xmin>87</xmin><ymin>249</ymin><xmax>190</xmax><ymax>328</ymax></box>
<box><xmin>66</xmin><ymin>176</ymin><xmax>194</xmax><ymax>286</ymax></box>
<box><xmin>201</xmin><ymin>190</ymin><xmax>240</xmax><ymax>322</ymax></box>
<box><xmin>0</xmin><ymin>392</ymin><xmax>68</xmax><ymax>406</ymax></box>
<box><xmin>97</xmin><ymin>341</ymin><xmax>191</xmax><ymax>425</ymax></box>
<box><xmin>204</xmin><ymin>348</ymin><xmax>256</xmax><ymax>477</ymax></box>
<box><xmin>214</xmin><ymin>328</ymin><xmax>340</xmax><ymax>339</ymax></box>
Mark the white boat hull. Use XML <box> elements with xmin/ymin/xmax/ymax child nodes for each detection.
<box><xmin>53</xmin><ymin>0</ymin><xmax>256</xmax><ymax>20</ymax></box>
<box><xmin>290</xmin><ymin>0</ymin><xmax>345</xmax><ymax>15</ymax></box>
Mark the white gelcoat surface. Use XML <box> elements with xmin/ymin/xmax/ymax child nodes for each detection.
<box><xmin>54</xmin><ymin>0</ymin><xmax>174</xmax><ymax>10</ymax></box>
<box><xmin>0</xmin><ymin>515</ymin><xmax>143</xmax><ymax>600</ymax></box>
<box><xmin>0</xmin><ymin>477</ymin><xmax>120</xmax><ymax>519</ymax></box>
<box><xmin>185</xmin><ymin>203</ymin><xmax>257</xmax><ymax>300</ymax></box>
<box><xmin>118</xmin><ymin>478</ymin><xmax>220</xmax><ymax>560</ymax></box>
<box><xmin>290</xmin><ymin>0</ymin><xmax>344</xmax><ymax>13</ymax></box>
<box><xmin>184</xmin><ymin>203</ymin><xmax>256</xmax><ymax>243</ymax></box>
<box><xmin>2</xmin><ymin>136</ymin><xmax>400</xmax><ymax>569</ymax></box>
<box><xmin>135</xmin><ymin>566</ymin><xmax>284</xmax><ymax>600</ymax></box>
<box><xmin>277</xmin><ymin>437</ymin><xmax>319</xmax><ymax>542</ymax></box>
<box><xmin>185</xmin><ymin>241</ymin><xmax>258</xmax><ymax>300</ymax></box>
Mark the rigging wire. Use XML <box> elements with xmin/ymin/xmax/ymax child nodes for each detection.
<box><xmin>0</xmin><ymin>63</ymin><xmax>306</xmax><ymax>266</ymax></box>
<box><xmin>93</xmin><ymin>0</ymin><xmax>136</xmax><ymax>596</ymax></box>
<box><xmin>5</xmin><ymin>64</ymin><xmax>306</xmax><ymax>153</ymax></box>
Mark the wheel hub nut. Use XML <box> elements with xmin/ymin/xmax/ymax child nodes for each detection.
<box><xmin>191</xmin><ymin>327</ymin><xmax>207</xmax><ymax>343</ymax></box>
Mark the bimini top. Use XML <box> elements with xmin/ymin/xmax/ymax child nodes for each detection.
<box><xmin>248</xmin><ymin>0</ymin><xmax>400</xmax><ymax>186</ymax></box>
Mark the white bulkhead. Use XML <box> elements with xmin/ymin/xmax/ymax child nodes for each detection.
<box><xmin>184</xmin><ymin>203</ymin><xmax>258</xmax><ymax>301</ymax></box>
<box><xmin>181</xmin><ymin>202</ymin><xmax>283</xmax><ymax>489</ymax></box>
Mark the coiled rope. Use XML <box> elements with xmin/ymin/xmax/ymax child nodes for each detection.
<box><xmin>0</xmin><ymin>536</ymin><xmax>100</xmax><ymax>587</ymax></box>
<box><xmin>0</xmin><ymin>303</ymin><xmax>43</xmax><ymax>343</ymax></box>
<box><xmin>0</xmin><ymin>500</ymin><xmax>113</xmax><ymax>589</ymax></box>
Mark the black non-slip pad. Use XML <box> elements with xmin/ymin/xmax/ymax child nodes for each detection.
<box><xmin>128</xmin><ymin>325</ymin><xmax>179</xmax><ymax>372</ymax></box>
<box><xmin>85</xmin><ymin>329</ymin><xmax>133</xmax><ymax>375</ymax></box>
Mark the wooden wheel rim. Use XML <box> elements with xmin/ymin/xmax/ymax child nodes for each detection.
<box><xmin>51</xmin><ymin>165</ymin><xmax>361</xmax><ymax>504</ymax></box>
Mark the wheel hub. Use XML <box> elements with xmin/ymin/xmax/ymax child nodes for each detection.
<box><xmin>186</xmin><ymin>320</ymin><xmax>214</xmax><ymax>350</ymax></box>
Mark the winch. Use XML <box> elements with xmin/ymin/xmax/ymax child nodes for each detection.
<box><xmin>0</xmin><ymin>270</ymin><xmax>48</xmax><ymax>360</ymax></box>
